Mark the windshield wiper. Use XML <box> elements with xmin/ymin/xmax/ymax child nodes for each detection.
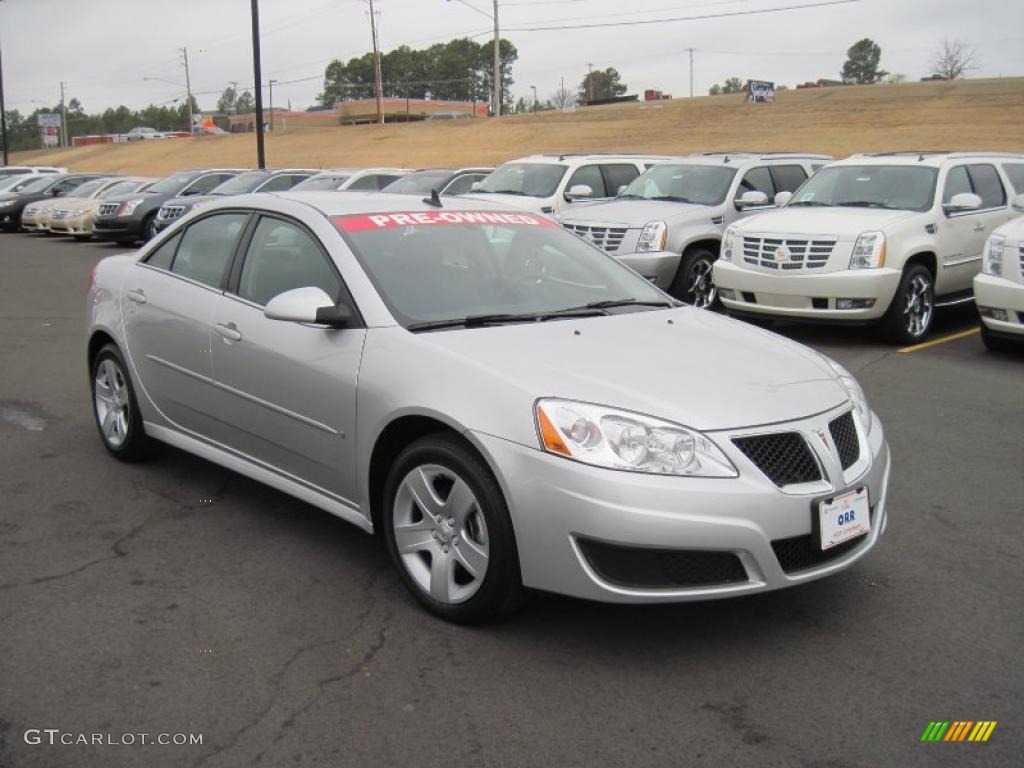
<box><xmin>648</xmin><ymin>195</ymin><xmax>696</xmax><ymax>204</ymax></box>
<box><xmin>787</xmin><ymin>200</ymin><xmax>831</xmax><ymax>207</ymax></box>
<box><xmin>836</xmin><ymin>201</ymin><xmax>898</xmax><ymax>210</ymax></box>
<box><xmin>471</xmin><ymin>188</ymin><xmax>526</xmax><ymax>196</ymax></box>
<box><xmin>579</xmin><ymin>298</ymin><xmax>675</xmax><ymax>310</ymax></box>
<box><xmin>407</xmin><ymin>308</ymin><xmax>607</xmax><ymax>332</ymax></box>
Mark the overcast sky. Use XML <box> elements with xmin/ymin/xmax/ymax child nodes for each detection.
<box><xmin>2</xmin><ymin>0</ymin><xmax>1022</xmax><ymax>115</ymax></box>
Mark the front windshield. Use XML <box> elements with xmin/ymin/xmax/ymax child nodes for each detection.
<box><xmin>210</xmin><ymin>171</ymin><xmax>268</xmax><ymax>195</ymax></box>
<box><xmin>336</xmin><ymin>210</ymin><xmax>670</xmax><ymax>328</ymax></box>
<box><xmin>473</xmin><ymin>163</ymin><xmax>567</xmax><ymax>198</ymax></box>
<box><xmin>146</xmin><ymin>172</ymin><xmax>195</xmax><ymax>195</ymax></box>
<box><xmin>382</xmin><ymin>172</ymin><xmax>452</xmax><ymax>195</ymax></box>
<box><xmin>101</xmin><ymin>180</ymin><xmax>143</xmax><ymax>198</ymax></box>
<box><xmin>17</xmin><ymin>176</ymin><xmax>61</xmax><ymax>194</ymax></box>
<box><xmin>0</xmin><ymin>176</ymin><xmax>32</xmax><ymax>192</ymax></box>
<box><xmin>66</xmin><ymin>179</ymin><xmax>107</xmax><ymax>198</ymax></box>
<box><xmin>620</xmin><ymin>165</ymin><xmax>738</xmax><ymax>205</ymax></box>
<box><xmin>292</xmin><ymin>175</ymin><xmax>349</xmax><ymax>191</ymax></box>
<box><xmin>788</xmin><ymin>165</ymin><xmax>938</xmax><ymax>212</ymax></box>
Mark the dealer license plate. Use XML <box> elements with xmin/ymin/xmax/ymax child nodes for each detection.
<box><xmin>818</xmin><ymin>487</ymin><xmax>870</xmax><ymax>551</ymax></box>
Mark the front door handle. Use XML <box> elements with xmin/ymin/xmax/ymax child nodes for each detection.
<box><xmin>215</xmin><ymin>322</ymin><xmax>242</xmax><ymax>342</ymax></box>
<box><xmin>126</xmin><ymin>288</ymin><xmax>146</xmax><ymax>304</ymax></box>
<box><xmin>973</xmin><ymin>222</ymin><xmax>986</xmax><ymax>231</ymax></box>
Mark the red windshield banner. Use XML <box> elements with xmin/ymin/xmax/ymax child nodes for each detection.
<box><xmin>333</xmin><ymin>210</ymin><xmax>558</xmax><ymax>232</ymax></box>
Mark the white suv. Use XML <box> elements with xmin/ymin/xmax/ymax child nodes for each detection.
<box><xmin>974</xmin><ymin>199</ymin><xmax>1024</xmax><ymax>351</ymax></box>
<box><xmin>558</xmin><ymin>153</ymin><xmax>830</xmax><ymax>306</ymax></box>
<box><xmin>714</xmin><ymin>152</ymin><xmax>1024</xmax><ymax>343</ymax></box>
<box><xmin>467</xmin><ymin>154</ymin><xmax>674</xmax><ymax>216</ymax></box>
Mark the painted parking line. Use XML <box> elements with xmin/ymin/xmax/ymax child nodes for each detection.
<box><xmin>899</xmin><ymin>327</ymin><xmax>980</xmax><ymax>353</ymax></box>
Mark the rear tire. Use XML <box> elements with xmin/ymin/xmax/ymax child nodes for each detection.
<box><xmin>90</xmin><ymin>344</ymin><xmax>158</xmax><ymax>462</ymax></box>
<box><xmin>73</xmin><ymin>234</ymin><xmax>92</xmax><ymax>241</ymax></box>
<box><xmin>382</xmin><ymin>434</ymin><xmax>524</xmax><ymax>624</ymax></box>
<box><xmin>881</xmin><ymin>264</ymin><xmax>934</xmax><ymax>345</ymax></box>
<box><xmin>669</xmin><ymin>247</ymin><xmax>719</xmax><ymax>309</ymax></box>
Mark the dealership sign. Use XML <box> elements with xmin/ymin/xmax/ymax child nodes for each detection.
<box><xmin>36</xmin><ymin>113</ymin><xmax>62</xmax><ymax>128</ymax></box>
<box><xmin>747</xmin><ymin>81</ymin><xmax>775</xmax><ymax>103</ymax></box>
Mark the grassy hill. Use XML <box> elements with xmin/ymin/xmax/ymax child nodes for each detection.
<box><xmin>11</xmin><ymin>77</ymin><xmax>1024</xmax><ymax>175</ymax></box>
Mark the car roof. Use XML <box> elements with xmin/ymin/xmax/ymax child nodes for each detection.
<box><xmin>653</xmin><ymin>153</ymin><xmax>831</xmax><ymax>167</ymax></box>
<box><xmin>840</xmin><ymin>151</ymin><xmax>1024</xmax><ymax>168</ymax></box>
<box><xmin>505</xmin><ymin>154</ymin><xmax>676</xmax><ymax>164</ymax></box>
<box><xmin>272</xmin><ymin>190</ymin><xmax>546</xmax><ymax>217</ymax></box>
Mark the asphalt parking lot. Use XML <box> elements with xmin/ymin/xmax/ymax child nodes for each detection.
<box><xmin>1</xmin><ymin>232</ymin><xmax>1021</xmax><ymax>768</ymax></box>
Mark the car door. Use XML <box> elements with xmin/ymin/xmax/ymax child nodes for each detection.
<box><xmin>121</xmin><ymin>212</ymin><xmax>250</xmax><ymax>436</ymax></box>
<box><xmin>206</xmin><ymin>214</ymin><xmax>365</xmax><ymax>502</ymax></box>
<box><xmin>939</xmin><ymin>164</ymin><xmax>1008</xmax><ymax>292</ymax></box>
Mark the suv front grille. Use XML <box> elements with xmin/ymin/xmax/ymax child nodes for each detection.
<box><xmin>562</xmin><ymin>223</ymin><xmax>629</xmax><ymax>253</ymax></box>
<box><xmin>577</xmin><ymin>538</ymin><xmax>748</xmax><ymax>589</ymax></box>
<box><xmin>98</xmin><ymin>203</ymin><xmax>119</xmax><ymax>216</ymax></box>
<box><xmin>828</xmin><ymin>411</ymin><xmax>860</xmax><ymax>470</ymax></box>
<box><xmin>742</xmin><ymin>235</ymin><xmax>837</xmax><ymax>270</ymax></box>
<box><xmin>733</xmin><ymin>433</ymin><xmax>821</xmax><ymax>487</ymax></box>
<box><xmin>158</xmin><ymin>205</ymin><xmax>185</xmax><ymax>221</ymax></box>
<box><xmin>771</xmin><ymin>507</ymin><xmax>874</xmax><ymax>573</ymax></box>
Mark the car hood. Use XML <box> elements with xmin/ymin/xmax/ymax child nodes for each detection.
<box><xmin>561</xmin><ymin>199</ymin><xmax>712</xmax><ymax>227</ymax></box>
<box><xmin>740</xmin><ymin>206</ymin><xmax>918</xmax><ymax>239</ymax></box>
<box><xmin>162</xmin><ymin>195</ymin><xmax>209</xmax><ymax>207</ymax></box>
<box><xmin>461</xmin><ymin>192</ymin><xmax>546</xmax><ymax>213</ymax></box>
<box><xmin>101</xmin><ymin>190</ymin><xmax>163</xmax><ymax>204</ymax></box>
<box><xmin>416</xmin><ymin>307</ymin><xmax>848</xmax><ymax>432</ymax></box>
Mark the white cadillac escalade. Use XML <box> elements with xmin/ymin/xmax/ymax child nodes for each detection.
<box><xmin>975</xmin><ymin>204</ymin><xmax>1024</xmax><ymax>351</ymax></box>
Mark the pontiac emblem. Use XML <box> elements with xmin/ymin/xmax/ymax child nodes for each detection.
<box><xmin>815</xmin><ymin>430</ymin><xmax>831</xmax><ymax>453</ymax></box>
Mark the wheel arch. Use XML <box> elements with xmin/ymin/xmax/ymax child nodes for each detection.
<box><xmin>904</xmin><ymin>251</ymin><xmax>937</xmax><ymax>279</ymax></box>
<box><xmin>87</xmin><ymin>329</ymin><xmax>119</xmax><ymax>371</ymax></box>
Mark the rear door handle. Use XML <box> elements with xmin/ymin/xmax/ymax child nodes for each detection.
<box><xmin>126</xmin><ymin>288</ymin><xmax>146</xmax><ymax>304</ymax></box>
<box><xmin>215</xmin><ymin>322</ymin><xmax>242</xmax><ymax>342</ymax></box>
<box><xmin>973</xmin><ymin>222</ymin><xmax>986</xmax><ymax>231</ymax></box>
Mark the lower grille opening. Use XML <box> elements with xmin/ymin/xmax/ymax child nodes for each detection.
<box><xmin>578</xmin><ymin>538</ymin><xmax>748</xmax><ymax>589</ymax></box>
<box><xmin>742</xmin><ymin>291</ymin><xmax>757</xmax><ymax>303</ymax></box>
<box><xmin>812</xmin><ymin>297</ymin><xmax>828</xmax><ymax>310</ymax></box>
<box><xmin>771</xmin><ymin>507</ymin><xmax>874</xmax><ymax>574</ymax></box>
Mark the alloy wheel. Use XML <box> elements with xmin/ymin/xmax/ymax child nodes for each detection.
<box><xmin>94</xmin><ymin>358</ymin><xmax>130</xmax><ymax>448</ymax></box>
<box><xmin>688</xmin><ymin>257</ymin><xmax>716</xmax><ymax>308</ymax></box>
<box><xmin>902</xmin><ymin>273</ymin><xmax>933</xmax><ymax>338</ymax></box>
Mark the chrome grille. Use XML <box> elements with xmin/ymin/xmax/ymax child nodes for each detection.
<box><xmin>742</xmin><ymin>235</ymin><xmax>837</xmax><ymax>270</ymax></box>
<box><xmin>158</xmin><ymin>205</ymin><xmax>186</xmax><ymax>221</ymax></box>
<box><xmin>562</xmin><ymin>223</ymin><xmax>629</xmax><ymax>253</ymax></box>
<box><xmin>1019</xmin><ymin>243</ymin><xmax>1024</xmax><ymax>277</ymax></box>
<box><xmin>98</xmin><ymin>203</ymin><xmax>119</xmax><ymax>216</ymax></box>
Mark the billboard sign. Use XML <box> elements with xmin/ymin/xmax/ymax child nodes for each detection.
<box><xmin>746</xmin><ymin>80</ymin><xmax>775</xmax><ymax>103</ymax></box>
<box><xmin>37</xmin><ymin>112</ymin><xmax>62</xmax><ymax>128</ymax></box>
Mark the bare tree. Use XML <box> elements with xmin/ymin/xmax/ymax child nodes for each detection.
<box><xmin>930</xmin><ymin>39</ymin><xmax>978</xmax><ymax>80</ymax></box>
<box><xmin>550</xmin><ymin>86</ymin><xmax>576</xmax><ymax>111</ymax></box>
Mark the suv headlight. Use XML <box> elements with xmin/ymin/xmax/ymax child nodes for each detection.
<box><xmin>982</xmin><ymin>234</ymin><xmax>1005</xmax><ymax>276</ymax></box>
<box><xmin>822</xmin><ymin>357</ymin><xmax>872</xmax><ymax>432</ymax></box>
<box><xmin>118</xmin><ymin>199</ymin><xmax>145</xmax><ymax>216</ymax></box>
<box><xmin>636</xmin><ymin>221</ymin><xmax>668</xmax><ymax>253</ymax></box>
<box><xmin>721</xmin><ymin>225</ymin><xmax>737</xmax><ymax>262</ymax></box>
<box><xmin>535</xmin><ymin>399</ymin><xmax>737</xmax><ymax>477</ymax></box>
<box><xmin>850</xmin><ymin>231</ymin><xmax>886</xmax><ymax>269</ymax></box>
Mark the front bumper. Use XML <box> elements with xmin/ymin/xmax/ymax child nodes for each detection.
<box><xmin>21</xmin><ymin>212</ymin><xmax>49</xmax><ymax>231</ymax></box>
<box><xmin>49</xmin><ymin>212</ymin><xmax>94</xmax><ymax>235</ymax></box>
<box><xmin>93</xmin><ymin>215</ymin><xmax>143</xmax><ymax>240</ymax></box>
<box><xmin>616</xmin><ymin>250</ymin><xmax>681</xmax><ymax>289</ymax></box>
<box><xmin>714</xmin><ymin>260</ymin><xmax>901</xmax><ymax>321</ymax></box>
<box><xmin>974</xmin><ymin>273</ymin><xmax>1024</xmax><ymax>337</ymax></box>
<box><xmin>473</xmin><ymin>404</ymin><xmax>890</xmax><ymax>603</ymax></box>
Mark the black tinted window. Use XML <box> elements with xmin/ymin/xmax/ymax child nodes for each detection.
<box><xmin>737</xmin><ymin>167</ymin><xmax>775</xmax><ymax>200</ymax></box>
<box><xmin>1001</xmin><ymin>163</ymin><xmax>1024</xmax><ymax>194</ymax></box>
<box><xmin>258</xmin><ymin>174</ymin><xmax>307</xmax><ymax>192</ymax></box>
<box><xmin>184</xmin><ymin>174</ymin><xmax>234</xmax><ymax>195</ymax></box>
<box><xmin>171</xmin><ymin>213</ymin><xmax>247</xmax><ymax>288</ymax></box>
<box><xmin>238</xmin><ymin>218</ymin><xmax>340</xmax><ymax>306</ymax></box>
<box><xmin>347</xmin><ymin>175</ymin><xmax>382</xmax><ymax>191</ymax></box>
<box><xmin>566</xmin><ymin>165</ymin><xmax>605</xmax><ymax>198</ymax></box>
<box><xmin>942</xmin><ymin>166</ymin><xmax>972</xmax><ymax>203</ymax></box>
<box><xmin>770</xmin><ymin>165</ymin><xmax>808</xmax><ymax>194</ymax></box>
<box><xmin>602</xmin><ymin>164</ymin><xmax>640</xmax><ymax>196</ymax></box>
<box><xmin>144</xmin><ymin>233</ymin><xmax>181</xmax><ymax>270</ymax></box>
<box><xmin>967</xmin><ymin>164</ymin><xmax>1006</xmax><ymax>209</ymax></box>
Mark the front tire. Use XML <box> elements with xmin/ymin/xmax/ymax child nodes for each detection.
<box><xmin>881</xmin><ymin>264</ymin><xmax>934</xmax><ymax>344</ymax></box>
<box><xmin>382</xmin><ymin>435</ymin><xmax>524</xmax><ymax>624</ymax></box>
<box><xmin>669</xmin><ymin>247</ymin><xmax>718</xmax><ymax>309</ymax></box>
<box><xmin>91</xmin><ymin>344</ymin><xmax>157</xmax><ymax>461</ymax></box>
<box><xmin>142</xmin><ymin>213</ymin><xmax>158</xmax><ymax>242</ymax></box>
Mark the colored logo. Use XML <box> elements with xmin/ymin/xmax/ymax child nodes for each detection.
<box><xmin>920</xmin><ymin>721</ymin><xmax>997</xmax><ymax>742</ymax></box>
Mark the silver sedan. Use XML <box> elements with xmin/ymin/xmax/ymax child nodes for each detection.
<box><xmin>86</xmin><ymin>192</ymin><xmax>891</xmax><ymax>623</ymax></box>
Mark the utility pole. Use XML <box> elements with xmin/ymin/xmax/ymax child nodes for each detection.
<box><xmin>250</xmin><ymin>0</ymin><xmax>266</xmax><ymax>168</ymax></box>
<box><xmin>492</xmin><ymin>0</ymin><xmax>500</xmax><ymax>116</ymax></box>
<box><xmin>59</xmin><ymin>81</ymin><xmax>68</xmax><ymax>148</ymax></box>
<box><xmin>530</xmin><ymin>84</ymin><xmax>537</xmax><ymax>112</ymax></box>
<box><xmin>688</xmin><ymin>48</ymin><xmax>694</xmax><ymax>98</ymax></box>
<box><xmin>586</xmin><ymin>62</ymin><xmax>593</xmax><ymax>103</ymax></box>
<box><xmin>367</xmin><ymin>0</ymin><xmax>384</xmax><ymax>125</ymax></box>
<box><xmin>0</xmin><ymin>37</ymin><xmax>8</xmax><ymax>165</ymax></box>
<box><xmin>181</xmin><ymin>47</ymin><xmax>194</xmax><ymax>133</ymax></box>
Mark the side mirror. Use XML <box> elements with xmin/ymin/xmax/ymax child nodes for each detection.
<box><xmin>1012</xmin><ymin>193</ymin><xmax>1024</xmax><ymax>213</ymax></box>
<box><xmin>774</xmin><ymin>191</ymin><xmax>794</xmax><ymax>207</ymax></box>
<box><xmin>566</xmin><ymin>184</ymin><xmax>594</xmax><ymax>200</ymax></box>
<box><xmin>736</xmin><ymin>190</ymin><xmax>769</xmax><ymax>209</ymax></box>
<box><xmin>943</xmin><ymin>192</ymin><xmax>982</xmax><ymax>214</ymax></box>
<box><xmin>51</xmin><ymin>189</ymin><xmax>63</xmax><ymax>197</ymax></box>
<box><xmin>264</xmin><ymin>287</ymin><xmax>351</xmax><ymax>328</ymax></box>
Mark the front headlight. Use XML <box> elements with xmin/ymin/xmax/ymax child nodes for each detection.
<box><xmin>535</xmin><ymin>399</ymin><xmax>737</xmax><ymax>477</ymax></box>
<box><xmin>118</xmin><ymin>198</ymin><xmax>145</xmax><ymax>216</ymax></box>
<box><xmin>636</xmin><ymin>221</ymin><xmax>668</xmax><ymax>252</ymax></box>
<box><xmin>721</xmin><ymin>225</ymin><xmax>737</xmax><ymax>262</ymax></box>
<box><xmin>849</xmin><ymin>231</ymin><xmax>886</xmax><ymax>269</ymax></box>
<box><xmin>822</xmin><ymin>357</ymin><xmax>872</xmax><ymax>432</ymax></box>
<box><xmin>982</xmin><ymin>234</ymin><xmax>1005</xmax><ymax>276</ymax></box>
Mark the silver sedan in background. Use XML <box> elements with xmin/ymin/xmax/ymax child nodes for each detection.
<box><xmin>86</xmin><ymin>193</ymin><xmax>890</xmax><ymax>623</ymax></box>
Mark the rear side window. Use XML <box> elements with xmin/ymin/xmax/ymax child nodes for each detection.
<box><xmin>348</xmin><ymin>175</ymin><xmax>382</xmax><ymax>191</ymax></box>
<box><xmin>1001</xmin><ymin>163</ymin><xmax>1024</xmax><ymax>194</ymax></box>
<box><xmin>967</xmin><ymin>164</ymin><xmax>1006</xmax><ymax>209</ymax></box>
<box><xmin>171</xmin><ymin>213</ymin><xmax>248</xmax><ymax>288</ymax></box>
<box><xmin>942</xmin><ymin>166</ymin><xmax>972</xmax><ymax>203</ymax></box>
<box><xmin>602</xmin><ymin>164</ymin><xmax>641</xmax><ymax>197</ymax></box>
<box><xmin>736</xmin><ymin>166</ymin><xmax>775</xmax><ymax>201</ymax></box>
<box><xmin>566</xmin><ymin>165</ymin><xmax>605</xmax><ymax>198</ymax></box>
<box><xmin>258</xmin><ymin>175</ymin><xmax>301</xmax><ymax>192</ymax></box>
<box><xmin>144</xmin><ymin>233</ymin><xmax>181</xmax><ymax>270</ymax></box>
<box><xmin>237</xmin><ymin>218</ymin><xmax>340</xmax><ymax>306</ymax></box>
<box><xmin>770</xmin><ymin>165</ymin><xmax>808</xmax><ymax>194</ymax></box>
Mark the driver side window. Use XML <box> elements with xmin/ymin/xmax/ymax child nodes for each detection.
<box><xmin>237</xmin><ymin>217</ymin><xmax>341</xmax><ymax>307</ymax></box>
<box><xmin>736</xmin><ymin>166</ymin><xmax>775</xmax><ymax>203</ymax></box>
<box><xmin>942</xmin><ymin>166</ymin><xmax>971</xmax><ymax>204</ymax></box>
<box><xmin>566</xmin><ymin>165</ymin><xmax>605</xmax><ymax>199</ymax></box>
